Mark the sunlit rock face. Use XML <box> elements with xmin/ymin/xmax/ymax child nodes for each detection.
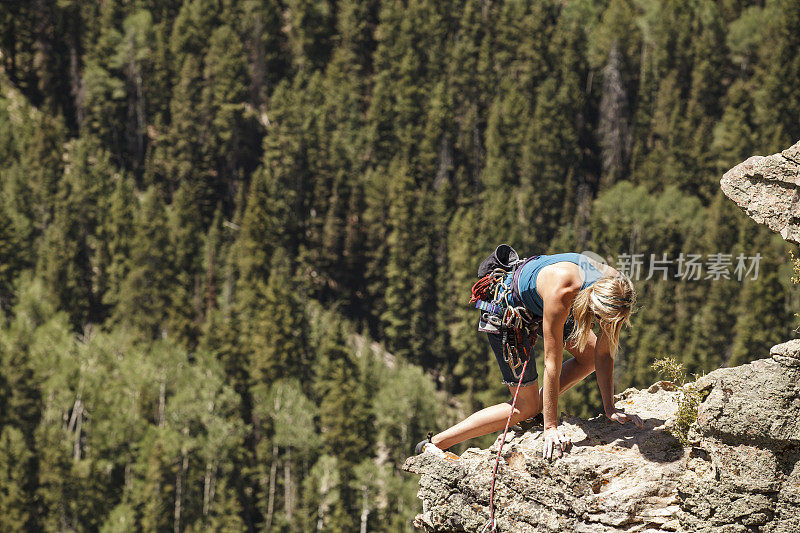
<box><xmin>720</xmin><ymin>140</ymin><xmax>800</xmax><ymax>245</ymax></box>
<box><xmin>404</xmin><ymin>348</ymin><xmax>800</xmax><ymax>532</ymax></box>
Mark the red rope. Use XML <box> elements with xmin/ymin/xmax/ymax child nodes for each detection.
<box><xmin>485</xmin><ymin>344</ymin><xmax>529</xmax><ymax>532</ymax></box>
<box><xmin>470</xmin><ymin>273</ymin><xmax>500</xmax><ymax>304</ymax></box>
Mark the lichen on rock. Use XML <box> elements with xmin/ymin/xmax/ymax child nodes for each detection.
<box><xmin>404</xmin><ymin>357</ymin><xmax>800</xmax><ymax>532</ymax></box>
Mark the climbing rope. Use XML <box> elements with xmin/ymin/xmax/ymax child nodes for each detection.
<box><xmin>470</xmin><ymin>269</ymin><xmax>507</xmax><ymax>304</ymax></box>
<box><xmin>469</xmin><ymin>252</ymin><xmax>541</xmax><ymax>533</ymax></box>
<box><xmin>471</xmin><ymin>249</ymin><xmax>543</xmax><ymax>531</ymax></box>
<box><xmin>481</xmin><ymin>345</ymin><xmax>530</xmax><ymax>533</ymax></box>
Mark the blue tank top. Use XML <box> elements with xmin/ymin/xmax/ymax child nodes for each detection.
<box><xmin>513</xmin><ymin>253</ymin><xmax>605</xmax><ymax>317</ymax></box>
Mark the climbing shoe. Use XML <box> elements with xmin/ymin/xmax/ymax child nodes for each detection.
<box><xmin>414</xmin><ymin>432</ymin><xmax>438</xmax><ymax>455</ymax></box>
<box><xmin>414</xmin><ymin>433</ymin><xmax>460</xmax><ymax>461</ymax></box>
<box><xmin>512</xmin><ymin>413</ymin><xmax>544</xmax><ymax>432</ymax></box>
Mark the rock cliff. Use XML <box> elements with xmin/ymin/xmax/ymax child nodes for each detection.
<box><xmin>720</xmin><ymin>140</ymin><xmax>800</xmax><ymax>244</ymax></box>
<box><xmin>404</xmin><ymin>141</ymin><xmax>800</xmax><ymax>532</ymax></box>
<box><xmin>403</xmin><ymin>342</ymin><xmax>800</xmax><ymax>532</ymax></box>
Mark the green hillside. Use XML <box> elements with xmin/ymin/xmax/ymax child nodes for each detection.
<box><xmin>0</xmin><ymin>0</ymin><xmax>798</xmax><ymax>530</ymax></box>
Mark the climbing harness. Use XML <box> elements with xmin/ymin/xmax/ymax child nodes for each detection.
<box><xmin>470</xmin><ymin>245</ymin><xmax>542</xmax><ymax>382</ymax></box>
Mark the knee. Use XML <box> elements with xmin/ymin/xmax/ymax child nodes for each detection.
<box><xmin>574</xmin><ymin>351</ymin><xmax>595</xmax><ymax>374</ymax></box>
<box><xmin>511</xmin><ymin>399</ymin><xmax>540</xmax><ymax>422</ymax></box>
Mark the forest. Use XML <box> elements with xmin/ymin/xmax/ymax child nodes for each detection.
<box><xmin>0</xmin><ymin>0</ymin><xmax>798</xmax><ymax>531</ymax></box>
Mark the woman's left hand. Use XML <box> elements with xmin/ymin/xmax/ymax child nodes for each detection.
<box><xmin>606</xmin><ymin>408</ymin><xmax>644</xmax><ymax>428</ymax></box>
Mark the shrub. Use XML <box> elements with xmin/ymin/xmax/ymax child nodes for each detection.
<box><xmin>652</xmin><ymin>357</ymin><xmax>704</xmax><ymax>446</ymax></box>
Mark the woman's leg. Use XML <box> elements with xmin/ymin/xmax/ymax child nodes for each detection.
<box><xmin>538</xmin><ymin>330</ymin><xmax>598</xmax><ymax>406</ymax></box>
<box><xmin>431</xmin><ymin>381</ymin><xmax>540</xmax><ymax>450</ymax></box>
<box><xmin>431</xmin><ymin>330</ymin><xmax>599</xmax><ymax>451</ymax></box>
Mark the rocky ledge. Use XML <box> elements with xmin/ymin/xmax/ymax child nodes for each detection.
<box><xmin>403</xmin><ymin>344</ymin><xmax>800</xmax><ymax>532</ymax></box>
<box><xmin>720</xmin><ymin>140</ymin><xmax>800</xmax><ymax>244</ymax></box>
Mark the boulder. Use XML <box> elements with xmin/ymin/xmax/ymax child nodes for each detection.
<box><xmin>770</xmin><ymin>339</ymin><xmax>800</xmax><ymax>367</ymax></box>
<box><xmin>719</xmin><ymin>140</ymin><xmax>800</xmax><ymax>244</ymax></box>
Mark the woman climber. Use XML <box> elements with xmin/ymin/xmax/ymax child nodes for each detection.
<box><xmin>416</xmin><ymin>250</ymin><xmax>644</xmax><ymax>461</ymax></box>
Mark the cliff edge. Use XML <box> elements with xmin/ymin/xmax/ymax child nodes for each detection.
<box><xmin>404</xmin><ymin>140</ymin><xmax>800</xmax><ymax>532</ymax></box>
<box><xmin>403</xmin><ymin>342</ymin><xmax>800</xmax><ymax>532</ymax></box>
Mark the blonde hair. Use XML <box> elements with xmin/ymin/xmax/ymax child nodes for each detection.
<box><xmin>565</xmin><ymin>274</ymin><xmax>636</xmax><ymax>357</ymax></box>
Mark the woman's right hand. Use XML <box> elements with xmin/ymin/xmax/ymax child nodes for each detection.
<box><xmin>542</xmin><ymin>426</ymin><xmax>570</xmax><ymax>460</ymax></box>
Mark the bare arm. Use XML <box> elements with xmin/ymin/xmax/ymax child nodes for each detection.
<box><xmin>540</xmin><ymin>281</ymin><xmax>578</xmax><ymax>430</ymax></box>
<box><xmin>595</xmin><ymin>330</ymin><xmax>644</xmax><ymax>428</ymax></box>
<box><xmin>594</xmin><ymin>332</ymin><xmax>616</xmax><ymax>416</ymax></box>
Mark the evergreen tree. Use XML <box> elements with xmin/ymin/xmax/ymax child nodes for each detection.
<box><xmin>109</xmin><ymin>186</ymin><xmax>173</xmax><ymax>339</ymax></box>
<box><xmin>1</xmin><ymin>2</ymin><xmax>799</xmax><ymax>528</ymax></box>
<box><xmin>0</xmin><ymin>426</ymin><xmax>35</xmax><ymax>531</ymax></box>
<box><xmin>96</xmin><ymin>174</ymin><xmax>137</xmax><ymax>315</ymax></box>
<box><xmin>108</xmin><ymin>9</ymin><xmax>155</xmax><ymax>172</ymax></box>
<box><xmin>380</xmin><ymin>159</ymin><xmax>438</xmax><ymax>367</ymax></box>
<box><xmin>0</xmin><ymin>203</ymin><xmax>22</xmax><ymax>311</ymax></box>
<box><xmin>237</xmin><ymin>0</ymin><xmax>288</xmax><ymax>106</ymax></box>
<box><xmin>729</xmin><ymin>230</ymin><xmax>791</xmax><ymax>365</ymax></box>
<box><xmin>313</xmin><ymin>323</ymin><xmax>371</xmax><ymax>530</ymax></box>
<box><xmin>37</xmin><ymin>136</ymin><xmax>114</xmax><ymax>327</ymax></box>
<box><xmin>754</xmin><ymin>0</ymin><xmax>800</xmax><ymax>151</ymax></box>
<box><xmin>166</xmin><ymin>181</ymin><xmax>204</xmax><ymax>346</ymax></box>
<box><xmin>201</xmin><ymin>23</ymin><xmax>260</xmax><ymax>214</ymax></box>
<box><xmin>284</xmin><ymin>0</ymin><xmax>336</xmax><ymax>72</ymax></box>
<box><xmin>246</xmin><ymin>248</ymin><xmax>309</xmax><ymax>388</ymax></box>
<box><xmin>445</xmin><ymin>207</ymin><xmax>494</xmax><ymax>403</ymax></box>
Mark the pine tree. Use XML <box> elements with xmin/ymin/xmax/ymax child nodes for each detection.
<box><xmin>237</xmin><ymin>0</ymin><xmax>288</xmax><ymax>106</ymax></box>
<box><xmin>0</xmin><ymin>203</ymin><xmax>22</xmax><ymax>312</ymax></box>
<box><xmin>109</xmin><ymin>186</ymin><xmax>173</xmax><ymax>339</ymax></box>
<box><xmin>682</xmin><ymin>0</ymin><xmax>727</xmax><ymax>202</ymax></box>
<box><xmin>754</xmin><ymin>0</ymin><xmax>800</xmax><ymax>152</ymax></box>
<box><xmin>169</xmin><ymin>0</ymin><xmax>219</xmax><ymax>64</ymax></box>
<box><xmin>166</xmin><ymin>182</ymin><xmax>204</xmax><ymax>346</ymax></box>
<box><xmin>0</xmin><ymin>426</ymin><xmax>35</xmax><ymax>531</ymax></box>
<box><xmin>108</xmin><ymin>9</ymin><xmax>155</xmax><ymax>172</ymax></box>
<box><xmin>380</xmin><ymin>159</ymin><xmax>438</xmax><ymax>366</ymax></box>
<box><xmin>313</xmin><ymin>323</ymin><xmax>371</xmax><ymax>530</ymax></box>
<box><xmin>729</xmin><ymin>229</ymin><xmax>791</xmax><ymax>366</ymax></box>
<box><xmin>685</xmin><ymin>191</ymin><xmax>742</xmax><ymax>372</ymax></box>
<box><xmin>96</xmin><ymin>174</ymin><xmax>137</xmax><ymax>316</ymax></box>
<box><xmin>284</xmin><ymin>0</ymin><xmax>335</xmax><ymax>72</ymax></box>
<box><xmin>480</xmin><ymin>77</ymin><xmax>530</xmax><ymax>246</ymax></box>
<box><xmin>590</xmin><ymin>0</ymin><xmax>641</xmax><ymax>189</ymax></box>
<box><xmin>246</xmin><ymin>248</ymin><xmax>309</xmax><ymax>388</ymax></box>
<box><xmin>710</xmin><ymin>80</ymin><xmax>758</xmax><ymax>174</ymax></box>
<box><xmin>37</xmin><ymin>136</ymin><xmax>114</xmax><ymax>327</ymax></box>
<box><xmin>445</xmin><ymin>207</ymin><xmax>495</xmax><ymax>403</ymax></box>
<box><xmin>446</xmin><ymin>0</ymin><xmax>495</xmax><ymax>199</ymax></box>
<box><xmin>129</xmin><ymin>428</ymin><xmax>176</xmax><ymax>532</ymax></box>
<box><xmin>201</xmin><ymin>23</ymin><xmax>259</xmax><ymax>214</ymax></box>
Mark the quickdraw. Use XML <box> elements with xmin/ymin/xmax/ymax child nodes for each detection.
<box><xmin>470</xmin><ymin>264</ymin><xmax>541</xmax><ymax>381</ymax></box>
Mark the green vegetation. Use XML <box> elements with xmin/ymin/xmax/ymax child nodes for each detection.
<box><xmin>652</xmin><ymin>357</ymin><xmax>705</xmax><ymax>446</ymax></box>
<box><xmin>0</xmin><ymin>0</ymin><xmax>799</xmax><ymax>529</ymax></box>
